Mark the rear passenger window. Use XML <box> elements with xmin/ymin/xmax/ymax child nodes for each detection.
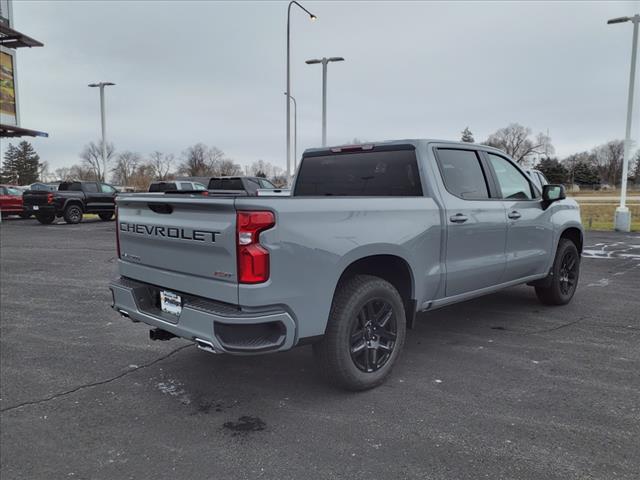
<box><xmin>179</xmin><ymin>182</ymin><xmax>193</xmax><ymax>190</ymax></box>
<box><xmin>487</xmin><ymin>154</ymin><xmax>534</xmax><ymax>200</ymax></box>
<box><xmin>436</xmin><ymin>149</ymin><xmax>489</xmax><ymax>199</ymax></box>
<box><xmin>83</xmin><ymin>183</ymin><xmax>98</xmax><ymax>193</ymax></box>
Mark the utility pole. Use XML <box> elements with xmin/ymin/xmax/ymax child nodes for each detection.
<box><xmin>88</xmin><ymin>82</ymin><xmax>115</xmax><ymax>180</ymax></box>
<box><xmin>306</xmin><ymin>56</ymin><xmax>345</xmax><ymax>146</ymax></box>
<box><xmin>608</xmin><ymin>14</ymin><xmax>639</xmax><ymax>232</ymax></box>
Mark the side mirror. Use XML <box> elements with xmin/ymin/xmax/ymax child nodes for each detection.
<box><xmin>542</xmin><ymin>184</ymin><xmax>566</xmax><ymax>206</ymax></box>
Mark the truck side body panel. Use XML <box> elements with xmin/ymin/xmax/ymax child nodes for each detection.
<box><xmin>234</xmin><ymin>196</ymin><xmax>443</xmax><ymax>339</ymax></box>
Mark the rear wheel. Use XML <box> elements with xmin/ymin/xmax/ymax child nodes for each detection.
<box><xmin>36</xmin><ymin>213</ymin><xmax>55</xmax><ymax>224</ymax></box>
<box><xmin>99</xmin><ymin>212</ymin><xmax>114</xmax><ymax>221</ymax></box>
<box><xmin>63</xmin><ymin>204</ymin><xmax>83</xmax><ymax>224</ymax></box>
<box><xmin>535</xmin><ymin>238</ymin><xmax>580</xmax><ymax>305</ymax></box>
<box><xmin>313</xmin><ymin>275</ymin><xmax>406</xmax><ymax>391</ymax></box>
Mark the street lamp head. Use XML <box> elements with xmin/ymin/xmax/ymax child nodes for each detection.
<box><xmin>328</xmin><ymin>57</ymin><xmax>345</xmax><ymax>63</ymax></box>
<box><xmin>305</xmin><ymin>59</ymin><xmax>322</xmax><ymax>64</ymax></box>
<box><xmin>88</xmin><ymin>82</ymin><xmax>116</xmax><ymax>87</ymax></box>
<box><xmin>607</xmin><ymin>16</ymin><xmax>630</xmax><ymax>24</ymax></box>
<box><xmin>310</xmin><ymin>14</ymin><xmax>317</xmax><ymax>21</ymax></box>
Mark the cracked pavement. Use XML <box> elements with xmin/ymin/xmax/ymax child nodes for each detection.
<box><xmin>1</xmin><ymin>220</ymin><xmax>639</xmax><ymax>480</ymax></box>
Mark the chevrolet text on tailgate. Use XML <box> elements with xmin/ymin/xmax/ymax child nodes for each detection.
<box><xmin>110</xmin><ymin>140</ymin><xmax>583</xmax><ymax>390</ymax></box>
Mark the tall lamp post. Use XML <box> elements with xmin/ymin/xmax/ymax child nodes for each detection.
<box><xmin>284</xmin><ymin>92</ymin><xmax>298</xmax><ymax>171</ymax></box>
<box><xmin>88</xmin><ymin>82</ymin><xmax>115</xmax><ymax>178</ymax></box>
<box><xmin>608</xmin><ymin>14</ymin><xmax>639</xmax><ymax>232</ymax></box>
<box><xmin>286</xmin><ymin>1</ymin><xmax>316</xmax><ymax>179</ymax></box>
<box><xmin>305</xmin><ymin>56</ymin><xmax>344</xmax><ymax>147</ymax></box>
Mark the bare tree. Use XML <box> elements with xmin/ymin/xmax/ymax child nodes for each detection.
<box><xmin>57</xmin><ymin>164</ymin><xmax>96</xmax><ymax>181</ymax></box>
<box><xmin>54</xmin><ymin>167</ymin><xmax>72</xmax><ymax>181</ymax></box>
<box><xmin>38</xmin><ymin>160</ymin><xmax>50</xmax><ymax>180</ymax></box>
<box><xmin>218</xmin><ymin>159</ymin><xmax>243</xmax><ymax>176</ymax></box>
<box><xmin>248</xmin><ymin>160</ymin><xmax>280</xmax><ymax>178</ymax></box>
<box><xmin>111</xmin><ymin>151</ymin><xmax>141</xmax><ymax>186</ymax></box>
<box><xmin>148</xmin><ymin>151</ymin><xmax>174</xmax><ymax>180</ymax></box>
<box><xmin>129</xmin><ymin>163</ymin><xmax>156</xmax><ymax>192</ymax></box>
<box><xmin>178</xmin><ymin>143</ymin><xmax>226</xmax><ymax>176</ymax></box>
<box><xmin>79</xmin><ymin>141</ymin><xmax>115</xmax><ymax>181</ymax></box>
<box><xmin>484</xmin><ymin>123</ymin><xmax>553</xmax><ymax>164</ymax></box>
<box><xmin>592</xmin><ymin>140</ymin><xmax>624</xmax><ymax>186</ymax></box>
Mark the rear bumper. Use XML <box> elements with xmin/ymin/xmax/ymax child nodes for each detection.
<box><xmin>109</xmin><ymin>277</ymin><xmax>297</xmax><ymax>354</ymax></box>
<box><xmin>24</xmin><ymin>204</ymin><xmax>55</xmax><ymax>215</ymax></box>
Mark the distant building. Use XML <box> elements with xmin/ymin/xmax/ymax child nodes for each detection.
<box><xmin>0</xmin><ymin>0</ymin><xmax>47</xmax><ymax>138</ymax></box>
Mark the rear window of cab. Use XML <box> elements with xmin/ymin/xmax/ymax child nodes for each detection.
<box><xmin>295</xmin><ymin>149</ymin><xmax>422</xmax><ymax>197</ymax></box>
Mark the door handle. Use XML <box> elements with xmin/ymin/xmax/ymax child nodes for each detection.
<box><xmin>449</xmin><ymin>213</ymin><xmax>468</xmax><ymax>223</ymax></box>
<box><xmin>508</xmin><ymin>211</ymin><xmax>521</xmax><ymax>220</ymax></box>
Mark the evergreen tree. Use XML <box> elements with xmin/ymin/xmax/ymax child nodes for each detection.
<box><xmin>461</xmin><ymin>127</ymin><xmax>474</xmax><ymax>143</ymax></box>
<box><xmin>1</xmin><ymin>143</ymin><xmax>20</xmax><ymax>184</ymax></box>
<box><xmin>535</xmin><ymin>157</ymin><xmax>568</xmax><ymax>184</ymax></box>
<box><xmin>571</xmin><ymin>161</ymin><xmax>600</xmax><ymax>186</ymax></box>
<box><xmin>10</xmin><ymin>141</ymin><xmax>42</xmax><ymax>184</ymax></box>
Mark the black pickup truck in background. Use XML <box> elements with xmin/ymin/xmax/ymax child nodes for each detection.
<box><xmin>23</xmin><ymin>181</ymin><xmax>118</xmax><ymax>224</ymax></box>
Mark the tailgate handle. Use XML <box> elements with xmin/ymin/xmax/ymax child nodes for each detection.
<box><xmin>148</xmin><ymin>203</ymin><xmax>173</xmax><ymax>214</ymax></box>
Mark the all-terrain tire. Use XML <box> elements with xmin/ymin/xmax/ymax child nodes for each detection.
<box><xmin>535</xmin><ymin>238</ymin><xmax>580</xmax><ymax>305</ymax></box>
<box><xmin>63</xmin><ymin>204</ymin><xmax>83</xmax><ymax>224</ymax></box>
<box><xmin>313</xmin><ymin>274</ymin><xmax>407</xmax><ymax>391</ymax></box>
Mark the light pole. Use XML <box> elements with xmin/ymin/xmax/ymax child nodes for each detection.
<box><xmin>306</xmin><ymin>56</ymin><xmax>344</xmax><ymax>147</ymax></box>
<box><xmin>284</xmin><ymin>92</ymin><xmax>298</xmax><ymax>171</ymax></box>
<box><xmin>88</xmin><ymin>82</ymin><xmax>115</xmax><ymax>179</ymax></box>
<box><xmin>608</xmin><ymin>14</ymin><xmax>639</xmax><ymax>232</ymax></box>
<box><xmin>286</xmin><ymin>1</ymin><xmax>316</xmax><ymax>179</ymax></box>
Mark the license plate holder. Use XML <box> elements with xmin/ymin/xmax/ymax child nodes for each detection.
<box><xmin>160</xmin><ymin>290</ymin><xmax>182</xmax><ymax>316</ymax></box>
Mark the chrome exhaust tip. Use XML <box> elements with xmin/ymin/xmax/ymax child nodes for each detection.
<box><xmin>194</xmin><ymin>338</ymin><xmax>219</xmax><ymax>354</ymax></box>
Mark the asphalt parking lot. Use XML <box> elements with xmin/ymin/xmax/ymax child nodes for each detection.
<box><xmin>1</xmin><ymin>218</ymin><xmax>638</xmax><ymax>480</ymax></box>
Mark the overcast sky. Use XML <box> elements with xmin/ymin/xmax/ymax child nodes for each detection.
<box><xmin>3</xmin><ymin>0</ymin><xmax>639</xmax><ymax>173</ymax></box>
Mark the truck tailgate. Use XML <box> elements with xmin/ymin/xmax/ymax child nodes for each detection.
<box><xmin>116</xmin><ymin>195</ymin><xmax>238</xmax><ymax>305</ymax></box>
<box><xmin>23</xmin><ymin>191</ymin><xmax>51</xmax><ymax>207</ymax></box>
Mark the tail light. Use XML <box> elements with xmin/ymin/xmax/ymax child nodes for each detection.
<box><xmin>115</xmin><ymin>206</ymin><xmax>121</xmax><ymax>258</ymax></box>
<box><xmin>236</xmin><ymin>211</ymin><xmax>275</xmax><ymax>284</ymax></box>
<box><xmin>47</xmin><ymin>193</ymin><xmax>54</xmax><ymax>204</ymax></box>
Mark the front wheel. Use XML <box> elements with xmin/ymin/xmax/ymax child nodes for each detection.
<box><xmin>36</xmin><ymin>213</ymin><xmax>55</xmax><ymax>224</ymax></box>
<box><xmin>63</xmin><ymin>204</ymin><xmax>83</xmax><ymax>224</ymax></box>
<box><xmin>99</xmin><ymin>212</ymin><xmax>114</xmax><ymax>221</ymax></box>
<box><xmin>535</xmin><ymin>238</ymin><xmax>580</xmax><ymax>305</ymax></box>
<box><xmin>313</xmin><ymin>275</ymin><xmax>407</xmax><ymax>391</ymax></box>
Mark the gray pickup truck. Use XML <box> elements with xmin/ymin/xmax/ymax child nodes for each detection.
<box><xmin>110</xmin><ymin>140</ymin><xmax>583</xmax><ymax>390</ymax></box>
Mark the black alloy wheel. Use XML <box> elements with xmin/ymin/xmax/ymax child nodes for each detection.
<box><xmin>349</xmin><ymin>299</ymin><xmax>398</xmax><ymax>373</ymax></box>
<box><xmin>558</xmin><ymin>250</ymin><xmax>578</xmax><ymax>296</ymax></box>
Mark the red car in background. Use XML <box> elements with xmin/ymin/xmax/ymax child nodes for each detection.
<box><xmin>0</xmin><ymin>185</ymin><xmax>29</xmax><ymax>219</ymax></box>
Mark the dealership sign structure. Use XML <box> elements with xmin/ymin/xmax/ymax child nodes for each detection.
<box><xmin>0</xmin><ymin>0</ymin><xmax>47</xmax><ymax>138</ymax></box>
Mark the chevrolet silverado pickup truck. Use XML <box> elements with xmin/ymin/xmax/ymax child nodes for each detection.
<box><xmin>24</xmin><ymin>181</ymin><xmax>118</xmax><ymax>224</ymax></box>
<box><xmin>110</xmin><ymin>140</ymin><xmax>583</xmax><ymax>390</ymax></box>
